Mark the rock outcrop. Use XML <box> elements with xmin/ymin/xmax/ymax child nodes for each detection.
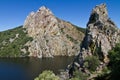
<box><xmin>81</xmin><ymin>3</ymin><xmax>120</xmax><ymax>62</ymax></box>
<box><xmin>67</xmin><ymin>3</ymin><xmax>120</xmax><ymax>79</ymax></box>
<box><xmin>23</xmin><ymin>6</ymin><xmax>85</xmax><ymax>58</ymax></box>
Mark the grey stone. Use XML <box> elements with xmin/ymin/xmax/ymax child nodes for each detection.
<box><xmin>81</xmin><ymin>3</ymin><xmax>120</xmax><ymax>62</ymax></box>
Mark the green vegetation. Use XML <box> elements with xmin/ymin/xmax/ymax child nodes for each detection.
<box><xmin>84</xmin><ymin>56</ymin><xmax>100</xmax><ymax>72</ymax></box>
<box><xmin>34</xmin><ymin>70</ymin><xmax>88</xmax><ymax>80</ymax></box>
<box><xmin>46</xmin><ymin>40</ymin><xmax>49</xmax><ymax>43</ymax></box>
<box><xmin>108</xmin><ymin>43</ymin><xmax>120</xmax><ymax>80</ymax></box>
<box><xmin>72</xmin><ymin>24</ymin><xmax>85</xmax><ymax>34</ymax></box>
<box><xmin>95</xmin><ymin>66</ymin><xmax>110</xmax><ymax>80</ymax></box>
<box><xmin>75</xmin><ymin>26</ymin><xmax>85</xmax><ymax>34</ymax></box>
<box><xmin>34</xmin><ymin>70</ymin><xmax>60</xmax><ymax>80</ymax></box>
<box><xmin>89</xmin><ymin>41</ymin><xmax>96</xmax><ymax>54</ymax></box>
<box><xmin>95</xmin><ymin>43</ymin><xmax>120</xmax><ymax>80</ymax></box>
<box><xmin>67</xmin><ymin>21</ymin><xmax>86</xmax><ymax>34</ymax></box>
<box><xmin>61</xmin><ymin>28</ymin><xmax>64</xmax><ymax>33</ymax></box>
<box><xmin>0</xmin><ymin>26</ymin><xmax>33</xmax><ymax>57</ymax></box>
<box><xmin>70</xmin><ymin>71</ymin><xmax>88</xmax><ymax>80</ymax></box>
<box><xmin>66</xmin><ymin>34</ymin><xmax>78</xmax><ymax>44</ymax></box>
<box><xmin>34</xmin><ymin>45</ymin><xmax>120</xmax><ymax>80</ymax></box>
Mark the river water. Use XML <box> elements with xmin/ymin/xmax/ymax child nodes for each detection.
<box><xmin>0</xmin><ymin>56</ymin><xmax>74</xmax><ymax>80</ymax></box>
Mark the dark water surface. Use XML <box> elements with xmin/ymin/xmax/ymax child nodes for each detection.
<box><xmin>0</xmin><ymin>56</ymin><xmax>74</xmax><ymax>80</ymax></box>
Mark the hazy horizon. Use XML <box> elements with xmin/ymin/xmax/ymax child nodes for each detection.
<box><xmin>0</xmin><ymin>0</ymin><xmax>120</xmax><ymax>31</ymax></box>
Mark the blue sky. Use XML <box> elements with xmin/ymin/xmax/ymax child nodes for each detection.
<box><xmin>0</xmin><ymin>0</ymin><xmax>120</xmax><ymax>31</ymax></box>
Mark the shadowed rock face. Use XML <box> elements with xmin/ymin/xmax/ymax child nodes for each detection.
<box><xmin>81</xmin><ymin>4</ymin><xmax>120</xmax><ymax>62</ymax></box>
<box><xmin>23</xmin><ymin>6</ymin><xmax>84</xmax><ymax>58</ymax></box>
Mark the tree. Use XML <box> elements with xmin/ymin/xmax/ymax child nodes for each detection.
<box><xmin>84</xmin><ymin>56</ymin><xmax>100</xmax><ymax>72</ymax></box>
<box><xmin>70</xmin><ymin>71</ymin><xmax>88</xmax><ymax>80</ymax></box>
<box><xmin>34</xmin><ymin>70</ymin><xmax>60</xmax><ymax>80</ymax></box>
<box><xmin>108</xmin><ymin>43</ymin><xmax>120</xmax><ymax>80</ymax></box>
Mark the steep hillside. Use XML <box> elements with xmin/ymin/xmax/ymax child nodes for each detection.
<box><xmin>24</xmin><ymin>6</ymin><xmax>85</xmax><ymax>58</ymax></box>
<box><xmin>0</xmin><ymin>26</ymin><xmax>33</xmax><ymax>57</ymax></box>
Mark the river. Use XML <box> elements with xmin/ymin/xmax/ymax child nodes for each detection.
<box><xmin>0</xmin><ymin>56</ymin><xmax>74</xmax><ymax>80</ymax></box>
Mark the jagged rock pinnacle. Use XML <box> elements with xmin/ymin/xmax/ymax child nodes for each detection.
<box><xmin>88</xmin><ymin>3</ymin><xmax>108</xmax><ymax>25</ymax></box>
<box><xmin>37</xmin><ymin>6</ymin><xmax>53</xmax><ymax>15</ymax></box>
<box><xmin>39</xmin><ymin>6</ymin><xmax>47</xmax><ymax>10</ymax></box>
<box><xmin>93</xmin><ymin>3</ymin><xmax>108</xmax><ymax>18</ymax></box>
<box><xmin>24</xmin><ymin>5</ymin><xmax>56</xmax><ymax>31</ymax></box>
<box><xmin>82</xmin><ymin>3</ymin><xmax>120</xmax><ymax>63</ymax></box>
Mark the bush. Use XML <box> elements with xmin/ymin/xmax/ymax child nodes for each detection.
<box><xmin>70</xmin><ymin>77</ymin><xmax>79</xmax><ymax>80</ymax></box>
<box><xmin>94</xmin><ymin>43</ymin><xmax>120</xmax><ymax>80</ymax></box>
<box><xmin>70</xmin><ymin>71</ymin><xmax>88</xmax><ymax>80</ymax></box>
<box><xmin>34</xmin><ymin>70</ymin><xmax>60</xmax><ymax>80</ymax></box>
<box><xmin>85</xmin><ymin>56</ymin><xmax>100</xmax><ymax>72</ymax></box>
<box><xmin>108</xmin><ymin>43</ymin><xmax>120</xmax><ymax>80</ymax></box>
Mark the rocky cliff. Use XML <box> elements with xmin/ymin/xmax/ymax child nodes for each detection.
<box><xmin>68</xmin><ymin>3</ymin><xmax>120</xmax><ymax>79</ymax></box>
<box><xmin>81</xmin><ymin>3</ymin><xmax>120</xmax><ymax>62</ymax></box>
<box><xmin>23</xmin><ymin>6</ymin><xmax>85</xmax><ymax>58</ymax></box>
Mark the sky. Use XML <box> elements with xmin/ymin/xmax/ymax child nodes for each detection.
<box><xmin>0</xmin><ymin>0</ymin><xmax>120</xmax><ymax>31</ymax></box>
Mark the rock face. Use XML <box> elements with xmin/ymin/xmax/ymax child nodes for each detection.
<box><xmin>81</xmin><ymin>4</ymin><xmax>120</xmax><ymax>62</ymax></box>
<box><xmin>67</xmin><ymin>4</ymin><xmax>120</xmax><ymax>79</ymax></box>
<box><xmin>23</xmin><ymin>6</ymin><xmax>85</xmax><ymax>58</ymax></box>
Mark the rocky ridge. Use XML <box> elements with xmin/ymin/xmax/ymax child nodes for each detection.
<box><xmin>81</xmin><ymin>3</ymin><xmax>120</xmax><ymax>62</ymax></box>
<box><xmin>68</xmin><ymin>3</ymin><xmax>120</xmax><ymax>79</ymax></box>
<box><xmin>24</xmin><ymin>6</ymin><xmax>85</xmax><ymax>58</ymax></box>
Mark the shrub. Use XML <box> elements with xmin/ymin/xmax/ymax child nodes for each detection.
<box><xmin>70</xmin><ymin>71</ymin><xmax>88</xmax><ymax>80</ymax></box>
<box><xmin>70</xmin><ymin>77</ymin><xmax>79</xmax><ymax>80</ymax></box>
<box><xmin>85</xmin><ymin>56</ymin><xmax>100</xmax><ymax>72</ymax></box>
<box><xmin>34</xmin><ymin>70</ymin><xmax>60</xmax><ymax>80</ymax></box>
<box><xmin>108</xmin><ymin>43</ymin><xmax>120</xmax><ymax>80</ymax></box>
<box><xmin>94</xmin><ymin>43</ymin><xmax>120</xmax><ymax>80</ymax></box>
